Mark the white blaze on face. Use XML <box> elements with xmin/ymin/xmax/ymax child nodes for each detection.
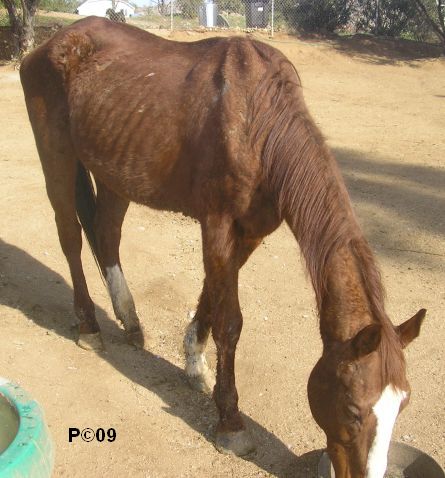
<box><xmin>366</xmin><ymin>385</ymin><xmax>407</xmax><ymax>478</ymax></box>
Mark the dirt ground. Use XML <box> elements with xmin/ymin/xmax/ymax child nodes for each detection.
<box><xmin>0</xmin><ymin>29</ymin><xmax>444</xmax><ymax>478</ymax></box>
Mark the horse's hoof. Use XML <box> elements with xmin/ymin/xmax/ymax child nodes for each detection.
<box><xmin>215</xmin><ymin>429</ymin><xmax>256</xmax><ymax>456</ymax></box>
<box><xmin>77</xmin><ymin>332</ymin><xmax>104</xmax><ymax>351</ymax></box>
<box><xmin>186</xmin><ymin>371</ymin><xmax>215</xmax><ymax>395</ymax></box>
<box><xmin>126</xmin><ymin>328</ymin><xmax>145</xmax><ymax>348</ymax></box>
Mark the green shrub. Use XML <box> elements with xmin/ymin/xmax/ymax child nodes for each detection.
<box><xmin>284</xmin><ymin>0</ymin><xmax>353</xmax><ymax>33</ymax></box>
<box><xmin>218</xmin><ymin>0</ymin><xmax>244</xmax><ymax>14</ymax></box>
<box><xmin>356</xmin><ymin>0</ymin><xmax>417</xmax><ymax>37</ymax></box>
<box><xmin>177</xmin><ymin>0</ymin><xmax>202</xmax><ymax>18</ymax></box>
<box><xmin>39</xmin><ymin>0</ymin><xmax>81</xmax><ymax>13</ymax></box>
<box><xmin>404</xmin><ymin>0</ymin><xmax>442</xmax><ymax>42</ymax></box>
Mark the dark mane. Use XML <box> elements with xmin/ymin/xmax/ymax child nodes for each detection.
<box><xmin>249</xmin><ymin>51</ymin><xmax>405</xmax><ymax>387</ymax></box>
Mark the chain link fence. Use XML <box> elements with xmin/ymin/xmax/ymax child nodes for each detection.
<box><xmin>1</xmin><ymin>6</ymin><xmax>11</xmax><ymax>26</ymax></box>
<box><xmin>129</xmin><ymin>0</ymin><xmax>321</xmax><ymax>35</ymax></box>
<box><xmin>128</xmin><ymin>0</ymin><xmax>441</xmax><ymax>42</ymax></box>
<box><xmin>0</xmin><ymin>0</ymin><xmax>442</xmax><ymax>58</ymax></box>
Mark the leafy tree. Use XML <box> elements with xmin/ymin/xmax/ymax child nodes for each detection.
<box><xmin>157</xmin><ymin>0</ymin><xmax>168</xmax><ymax>15</ymax></box>
<box><xmin>39</xmin><ymin>0</ymin><xmax>79</xmax><ymax>12</ymax></box>
<box><xmin>177</xmin><ymin>0</ymin><xmax>201</xmax><ymax>18</ymax></box>
<box><xmin>412</xmin><ymin>0</ymin><xmax>445</xmax><ymax>48</ymax></box>
<box><xmin>354</xmin><ymin>0</ymin><xmax>444</xmax><ymax>47</ymax></box>
<box><xmin>1</xmin><ymin>0</ymin><xmax>40</xmax><ymax>56</ymax></box>
<box><xmin>284</xmin><ymin>0</ymin><xmax>354</xmax><ymax>33</ymax></box>
<box><xmin>356</xmin><ymin>0</ymin><xmax>417</xmax><ymax>36</ymax></box>
<box><xmin>218</xmin><ymin>0</ymin><xmax>244</xmax><ymax>14</ymax></box>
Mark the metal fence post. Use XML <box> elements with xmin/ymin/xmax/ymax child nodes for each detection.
<box><xmin>170</xmin><ymin>0</ymin><xmax>174</xmax><ymax>31</ymax></box>
<box><xmin>271</xmin><ymin>0</ymin><xmax>275</xmax><ymax>37</ymax></box>
<box><xmin>375</xmin><ymin>0</ymin><xmax>380</xmax><ymax>35</ymax></box>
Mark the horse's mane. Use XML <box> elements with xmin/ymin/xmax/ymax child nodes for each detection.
<box><xmin>248</xmin><ymin>48</ymin><xmax>405</xmax><ymax>387</ymax></box>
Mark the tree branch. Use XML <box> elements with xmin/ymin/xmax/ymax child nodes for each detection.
<box><xmin>413</xmin><ymin>0</ymin><xmax>445</xmax><ymax>44</ymax></box>
<box><xmin>437</xmin><ymin>0</ymin><xmax>445</xmax><ymax>33</ymax></box>
<box><xmin>1</xmin><ymin>0</ymin><xmax>23</xmax><ymax>30</ymax></box>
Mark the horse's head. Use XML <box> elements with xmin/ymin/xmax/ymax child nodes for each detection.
<box><xmin>308</xmin><ymin>309</ymin><xmax>426</xmax><ymax>478</ymax></box>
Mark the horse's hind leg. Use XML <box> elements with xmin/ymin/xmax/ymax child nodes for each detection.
<box><xmin>40</xmin><ymin>156</ymin><xmax>103</xmax><ymax>351</ymax></box>
<box><xmin>184</xmin><ymin>236</ymin><xmax>261</xmax><ymax>394</ymax></box>
<box><xmin>94</xmin><ymin>181</ymin><xmax>144</xmax><ymax>347</ymax></box>
<box><xmin>184</xmin><ymin>280</ymin><xmax>215</xmax><ymax>393</ymax></box>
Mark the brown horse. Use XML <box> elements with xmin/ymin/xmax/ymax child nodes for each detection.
<box><xmin>20</xmin><ymin>17</ymin><xmax>425</xmax><ymax>478</ymax></box>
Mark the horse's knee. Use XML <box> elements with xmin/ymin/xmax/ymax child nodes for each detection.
<box><xmin>212</xmin><ymin>311</ymin><xmax>243</xmax><ymax>349</ymax></box>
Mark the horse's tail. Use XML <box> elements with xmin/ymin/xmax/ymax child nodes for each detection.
<box><xmin>75</xmin><ymin>163</ymin><xmax>103</xmax><ymax>277</ymax></box>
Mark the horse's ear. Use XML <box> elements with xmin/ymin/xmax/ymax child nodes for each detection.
<box><xmin>396</xmin><ymin>309</ymin><xmax>426</xmax><ymax>348</ymax></box>
<box><xmin>351</xmin><ymin>323</ymin><xmax>382</xmax><ymax>358</ymax></box>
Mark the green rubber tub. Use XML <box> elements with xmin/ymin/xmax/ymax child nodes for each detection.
<box><xmin>0</xmin><ymin>378</ymin><xmax>54</xmax><ymax>477</ymax></box>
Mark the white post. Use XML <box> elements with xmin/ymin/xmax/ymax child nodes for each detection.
<box><xmin>170</xmin><ymin>0</ymin><xmax>174</xmax><ymax>31</ymax></box>
<box><xmin>271</xmin><ymin>0</ymin><xmax>274</xmax><ymax>38</ymax></box>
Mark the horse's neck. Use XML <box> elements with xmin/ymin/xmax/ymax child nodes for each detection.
<box><xmin>319</xmin><ymin>244</ymin><xmax>373</xmax><ymax>344</ymax></box>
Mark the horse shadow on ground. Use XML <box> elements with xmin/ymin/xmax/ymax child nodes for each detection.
<box><xmin>0</xmin><ymin>238</ymin><xmax>322</xmax><ymax>478</ymax></box>
<box><xmin>334</xmin><ymin>147</ymin><xmax>445</xmax><ymax>270</ymax></box>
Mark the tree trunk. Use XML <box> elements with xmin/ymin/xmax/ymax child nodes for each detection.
<box><xmin>414</xmin><ymin>0</ymin><xmax>445</xmax><ymax>52</ymax></box>
<box><xmin>2</xmin><ymin>0</ymin><xmax>39</xmax><ymax>58</ymax></box>
<box><xmin>2</xmin><ymin>0</ymin><xmax>22</xmax><ymax>57</ymax></box>
<box><xmin>437</xmin><ymin>0</ymin><xmax>445</xmax><ymax>37</ymax></box>
<box><xmin>20</xmin><ymin>0</ymin><xmax>37</xmax><ymax>53</ymax></box>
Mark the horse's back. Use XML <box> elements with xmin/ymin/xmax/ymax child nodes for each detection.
<box><xmin>21</xmin><ymin>18</ymin><xmax>293</xmax><ymax>219</ymax></box>
<box><xmin>21</xmin><ymin>16</ymin><xmax>287</xmax><ymax>119</ymax></box>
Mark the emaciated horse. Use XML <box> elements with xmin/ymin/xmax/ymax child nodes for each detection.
<box><xmin>20</xmin><ymin>17</ymin><xmax>425</xmax><ymax>478</ymax></box>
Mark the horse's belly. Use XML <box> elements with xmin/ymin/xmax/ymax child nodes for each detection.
<box><xmin>68</xmin><ymin>76</ymin><xmax>192</xmax><ymax>209</ymax></box>
<box><xmin>78</xmin><ymin>144</ymin><xmax>194</xmax><ymax>214</ymax></box>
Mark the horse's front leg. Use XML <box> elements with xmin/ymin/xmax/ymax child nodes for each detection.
<box><xmin>184</xmin><ymin>234</ymin><xmax>263</xmax><ymax>396</ymax></box>
<box><xmin>200</xmin><ymin>215</ymin><xmax>255</xmax><ymax>456</ymax></box>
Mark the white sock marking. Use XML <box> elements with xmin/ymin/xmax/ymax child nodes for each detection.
<box><xmin>105</xmin><ymin>265</ymin><xmax>136</xmax><ymax>324</ymax></box>
<box><xmin>184</xmin><ymin>320</ymin><xmax>211</xmax><ymax>377</ymax></box>
<box><xmin>366</xmin><ymin>384</ymin><xmax>407</xmax><ymax>478</ymax></box>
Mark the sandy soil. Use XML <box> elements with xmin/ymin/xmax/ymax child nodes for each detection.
<box><xmin>0</xmin><ymin>30</ymin><xmax>444</xmax><ymax>478</ymax></box>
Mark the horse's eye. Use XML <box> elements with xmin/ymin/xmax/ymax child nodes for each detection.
<box><xmin>345</xmin><ymin>404</ymin><xmax>362</xmax><ymax>423</ymax></box>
